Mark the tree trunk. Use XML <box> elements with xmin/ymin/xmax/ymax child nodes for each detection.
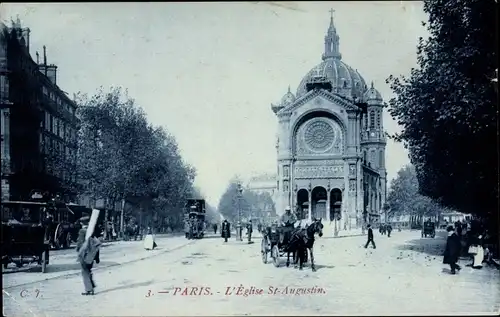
<box><xmin>120</xmin><ymin>198</ymin><xmax>126</xmax><ymax>237</ymax></box>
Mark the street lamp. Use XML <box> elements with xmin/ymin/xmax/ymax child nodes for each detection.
<box><xmin>236</xmin><ymin>182</ymin><xmax>243</xmax><ymax>241</ymax></box>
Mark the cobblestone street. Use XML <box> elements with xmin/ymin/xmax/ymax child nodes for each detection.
<box><xmin>3</xmin><ymin>230</ymin><xmax>499</xmax><ymax>316</ymax></box>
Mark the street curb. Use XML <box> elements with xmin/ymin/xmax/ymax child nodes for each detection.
<box><xmin>3</xmin><ymin>239</ymin><xmax>196</xmax><ymax>290</ymax></box>
<box><xmin>321</xmin><ymin>234</ymin><xmax>366</xmax><ymax>239</ymax></box>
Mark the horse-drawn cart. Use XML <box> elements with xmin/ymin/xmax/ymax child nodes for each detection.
<box><xmin>2</xmin><ymin>201</ymin><xmax>50</xmax><ymax>272</ymax></box>
<box><xmin>261</xmin><ymin>224</ymin><xmax>307</xmax><ymax>267</ymax></box>
<box><xmin>421</xmin><ymin>221</ymin><xmax>436</xmax><ymax>238</ymax></box>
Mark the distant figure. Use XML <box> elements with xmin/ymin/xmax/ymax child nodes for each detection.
<box><xmin>364</xmin><ymin>224</ymin><xmax>376</xmax><ymax>249</ymax></box>
<box><xmin>76</xmin><ymin>217</ymin><xmax>101</xmax><ymax>296</ymax></box>
<box><xmin>246</xmin><ymin>220</ymin><xmax>253</xmax><ymax>243</ymax></box>
<box><xmin>387</xmin><ymin>223</ymin><xmax>393</xmax><ymax>237</ymax></box>
<box><xmin>213</xmin><ymin>223</ymin><xmax>218</xmax><ymax>235</ymax></box>
<box><xmin>221</xmin><ymin>219</ymin><xmax>231</xmax><ymax>243</ymax></box>
<box><xmin>257</xmin><ymin>223</ymin><xmax>263</xmax><ymax>233</ymax></box>
<box><xmin>143</xmin><ymin>227</ymin><xmax>157</xmax><ymax>250</ymax></box>
<box><xmin>237</xmin><ymin>221</ymin><xmax>243</xmax><ymax>241</ymax></box>
<box><xmin>443</xmin><ymin>225</ymin><xmax>461</xmax><ymax>274</ymax></box>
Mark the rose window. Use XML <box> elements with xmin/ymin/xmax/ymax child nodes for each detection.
<box><xmin>304</xmin><ymin>119</ymin><xmax>336</xmax><ymax>152</ymax></box>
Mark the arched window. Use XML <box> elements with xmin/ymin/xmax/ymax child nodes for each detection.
<box><xmin>369</xmin><ymin>110</ymin><xmax>375</xmax><ymax>129</ymax></box>
<box><xmin>370</xmin><ymin>150</ymin><xmax>376</xmax><ymax>167</ymax></box>
<box><xmin>363</xmin><ymin>151</ymin><xmax>367</xmax><ymax>164</ymax></box>
<box><xmin>379</xmin><ymin>150</ymin><xmax>384</xmax><ymax>168</ymax></box>
<box><xmin>363</xmin><ymin>113</ymin><xmax>368</xmax><ymax>129</ymax></box>
<box><xmin>376</xmin><ymin>112</ymin><xmax>381</xmax><ymax>128</ymax></box>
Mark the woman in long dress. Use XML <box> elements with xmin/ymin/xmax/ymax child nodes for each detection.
<box><xmin>143</xmin><ymin>227</ymin><xmax>157</xmax><ymax>250</ymax></box>
<box><xmin>468</xmin><ymin>234</ymin><xmax>484</xmax><ymax>269</ymax></box>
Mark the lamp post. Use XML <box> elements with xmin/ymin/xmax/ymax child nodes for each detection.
<box><xmin>236</xmin><ymin>182</ymin><xmax>243</xmax><ymax>241</ymax></box>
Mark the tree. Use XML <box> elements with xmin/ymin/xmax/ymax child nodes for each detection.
<box><xmin>217</xmin><ymin>179</ymin><xmax>242</xmax><ymax>222</ymax></box>
<box><xmin>386</xmin><ymin>0</ymin><xmax>498</xmax><ymax>221</ymax></box>
<box><xmin>75</xmin><ymin>87</ymin><xmax>198</xmax><ymax>233</ymax></box>
<box><xmin>386</xmin><ymin>165</ymin><xmax>446</xmax><ymax>225</ymax></box>
<box><xmin>217</xmin><ymin>177</ymin><xmax>277</xmax><ymax>223</ymax></box>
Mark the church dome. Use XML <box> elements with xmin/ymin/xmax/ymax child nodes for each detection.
<box><xmin>364</xmin><ymin>82</ymin><xmax>383</xmax><ymax>102</ymax></box>
<box><xmin>281</xmin><ymin>86</ymin><xmax>296</xmax><ymax>105</ymax></box>
<box><xmin>296</xmin><ymin>60</ymin><xmax>367</xmax><ymax>99</ymax></box>
<box><xmin>295</xmin><ymin>11</ymin><xmax>368</xmax><ymax>100</ymax></box>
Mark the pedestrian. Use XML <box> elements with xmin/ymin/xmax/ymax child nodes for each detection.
<box><xmin>144</xmin><ymin>226</ymin><xmax>157</xmax><ymax>250</ymax></box>
<box><xmin>364</xmin><ymin>224</ymin><xmax>376</xmax><ymax>249</ymax></box>
<box><xmin>467</xmin><ymin>234</ymin><xmax>484</xmax><ymax>269</ymax></box>
<box><xmin>221</xmin><ymin>219</ymin><xmax>231</xmax><ymax>243</ymax></box>
<box><xmin>76</xmin><ymin>217</ymin><xmax>102</xmax><ymax>296</ymax></box>
<box><xmin>246</xmin><ymin>220</ymin><xmax>253</xmax><ymax>244</ymax></box>
<box><xmin>213</xmin><ymin>223</ymin><xmax>218</xmax><ymax>235</ymax></box>
<box><xmin>443</xmin><ymin>225</ymin><xmax>462</xmax><ymax>274</ymax></box>
<box><xmin>387</xmin><ymin>223</ymin><xmax>393</xmax><ymax>237</ymax></box>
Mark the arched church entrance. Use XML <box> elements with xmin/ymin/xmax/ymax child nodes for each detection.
<box><xmin>330</xmin><ymin>188</ymin><xmax>342</xmax><ymax>222</ymax></box>
<box><xmin>311</xmin><ymin>187</ymin><xmax>327</xmax><ymax>220</ymax></box>
<box><xmin>296</xmin><ymin>189</ymin><xmax>309</xmax><ymax>220</ymax></box>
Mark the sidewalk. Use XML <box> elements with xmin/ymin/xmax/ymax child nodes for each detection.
<box><xmin>2</xmin><ymin>235</ymin><xmax>193</xmax><ymax>289</ymax></box>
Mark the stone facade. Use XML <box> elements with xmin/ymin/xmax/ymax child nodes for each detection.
<box><xmin>270</xmin><ymin>13</ymin><xmax>387</xmax><ymax>228</ymax></box>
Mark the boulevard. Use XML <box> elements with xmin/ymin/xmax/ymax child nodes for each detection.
<box><xmin>3</xmin><ymin>230</ymin><xmax>499</xmax><ymax>316</ymax></box>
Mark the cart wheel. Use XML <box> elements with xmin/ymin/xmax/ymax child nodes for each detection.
<box><xmin>272</xmin><ymin>245</ymin><xmax>280</xmax><ymax>267</ymax></box>
<box><xmin>261</xmin><ymin>239</ymin><xmax>268</xmax><ymax>264</ymax></box>
<box><xmin>41</xmin><ymin>251</ymin><xmax>47</xmax><ymax>273</ymax></box>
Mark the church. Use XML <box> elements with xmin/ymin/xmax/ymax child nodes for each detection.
<box><xmin>270</xmin><ymin>12</ymin><xmax>387</xmax><ymax>234</ymax></box>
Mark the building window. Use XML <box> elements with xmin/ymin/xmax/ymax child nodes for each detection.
<box><xmin>363</xmin><ymin>113</ymin><xmax>368</xmax><ymax>129</ymax></box>
<box><xmin>277</xmin><ymin>181</ymin><xmax>279</xmax><ymax>191</ymax></box>
<box><xmin>379</xmin><ymin>150</ymin><xmax>384</xmax><ymax>168</ymax></box>
<box><xmin>42</xmin><ymin>86</ymin><xmax>48</xmax><ymax>95</ymax></box>
<box><xmin>370</xmin><ymin>150</ymin><xmax>376</xmax><ymax>168</ymax></box>
<box><xmin>369</xmin><ymin>110</ymin><xmax>375</xmax><ymax>129</ymax></box>
<box><xmin>363</xmin><ymin>151</ymin><xmax>367</xmax><ymax>164</ymax></box>
<box><xmin>39</xmin><ymin>133</ymin><xmax>43</xmax><ymax>151</ymax></box>
<box><xmin>59</xmin><ymin>122</ymin><xmax>64</xmax><ymax>138</ymax></box>
<box><xmin>0</xmin><ymin>75</ymin><xmax>9</xmax><ymax>100</ymax></box>
<box><xmin>283</xmin><ymin>165</ymin><xmax>289</xmax><ymax>178</ymax></box>
<box><xmin>376</xmin><ymin>112</ymin><xmax>381</xmax><ymax>128</ymax></box>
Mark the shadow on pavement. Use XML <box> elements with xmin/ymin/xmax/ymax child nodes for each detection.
<box><xmin>97</xmin><ymin>279</ymin><xmax>155</xmax><ymax>295</ymax></box>
<box><xmin>396</xmin><ymin>230</ymin><xmax>447</xmax><ymax>257</ymax></box>
<box><xmin>311</xmin><ymin>264</ymin><xmax>335</xmax><ymax>271</ymax></box>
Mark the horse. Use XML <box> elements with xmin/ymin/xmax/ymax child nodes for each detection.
<box><xmin>291</xmin><ymin>218</ymin><xmax>324</xmax><ymax>271</ymax></box>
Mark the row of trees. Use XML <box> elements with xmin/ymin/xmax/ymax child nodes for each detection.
<box><xmin>217</xmin><ymin>177</ymin><xmax>276</xmax><ymax>224</ymax></box>
<box><xmin>385</xmin><ymin>165</ymin><xmax>450</xmax><ymax>226</ymax></box>
<box><xmin>386</xmin><ymin>1</ymin><xmax>497</xmax><ymax>234</ymax></box>
<box><xmin>57</xmin><ymin>87</ymin><xmax>200</xmax><ymax>232</ymax></box>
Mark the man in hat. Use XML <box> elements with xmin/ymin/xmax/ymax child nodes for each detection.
<box><xmin>279</xmin><ymin>206</ymin><xmax>297</xmax><ymax>245</ymax></box>
<box><xmin>76</xmin><ymin>217</ymin><xmax>101</xmax><ymax>295</ymax></box>
<box><xmin>221</xmin><ymin>219</ymin><xmax>231</xmax><ymax>243</ymax></box>
<box><xmin>364</xmin><ymin>224</ymin><xmax>376</xmax><ymax>249</ymax></box>
<box><xmin>246</xmin><ymin>220</ymin><xmax>253</xmax><ymax>244</ymax></box>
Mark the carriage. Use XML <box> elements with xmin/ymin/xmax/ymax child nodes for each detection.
<box><xmin>2</xmin><ymin>201</ymin><xmax>50</xmax><ymax>272</ymax></box>
<box><xmin>184</xmin><ymin>199</ymin><xmax>206</xmax><ymax>239</ymax></box>
<box><xmin>260</xmin><ymin>224</ymin><xmax>307</xmax><ymax>267</ymax></box>
<box><xmin>421</xmin><ymin>221</ymin><xmax>436</xmax><ymax>238</ymax></box>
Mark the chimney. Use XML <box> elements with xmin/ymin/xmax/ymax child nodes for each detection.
<box><xmin>43</xmin><ymin>45</ymin><xmax>47</xmax><ymax>65</ymax></box>
<box><xmin>46</xmin><ymin>64</ymin><xmax>57</xmax><ymax>85</ymax></box>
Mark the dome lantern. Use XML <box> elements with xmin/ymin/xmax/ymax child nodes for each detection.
<box><xmin>364</xmin><ymin>81</ymin><xmax>383</xmax><ymax>105</ymax></box>
<box><xmin>322</xmin><ymin>9</ymin><xmax>342</xmax><ymax>61</ymax></box>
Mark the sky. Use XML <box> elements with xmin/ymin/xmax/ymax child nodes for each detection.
<box><xmin>1</xmin><ymin>2</ymin><xmax>429</xmax><ymax>207</ymax></box>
